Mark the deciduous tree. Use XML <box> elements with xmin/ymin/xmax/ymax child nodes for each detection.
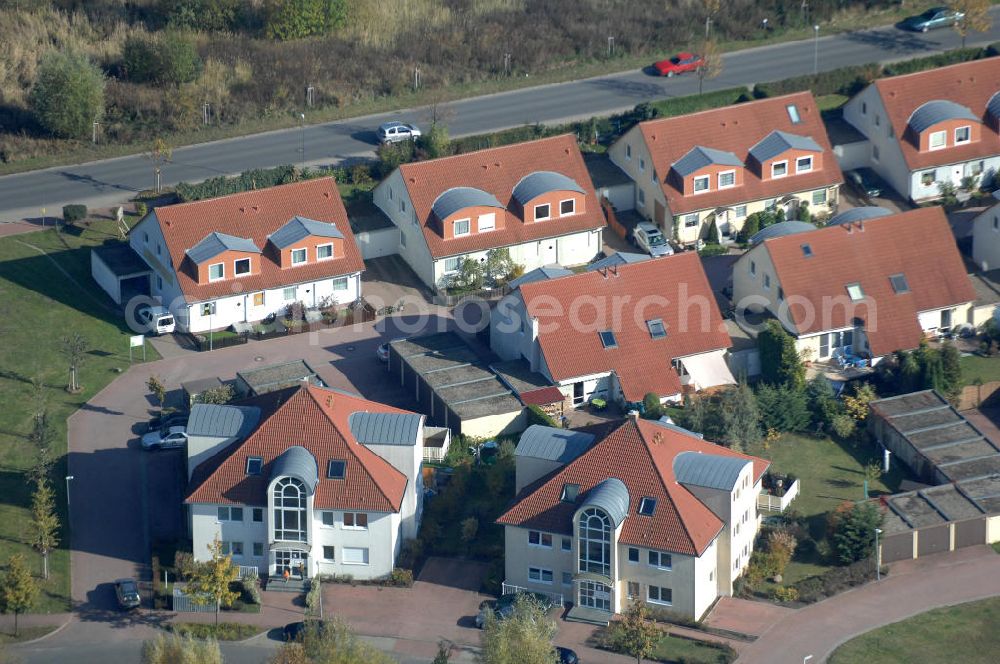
<box><xmin>270</xmin><ymin>617</ymin><xmax>395</xmax><ymax>663</ymax></box>
<box><xmin>608</xmin><ymin>601</ymin><xmax>662</xmax><ymax>663</ymax></box>
<box><xmin>0</xmin><ymin>554</ymin><xmax>38</xmax><ymax>636</ymax></box>
<box><xmin>142</xmin><ymin>632</ymin><xmax>222</xmax><ymax>664</ymax></box>
<box><xmin>29</xmin><ymin>51</ymin><xmax>105</xmax><ymax>139</ymax></box>
<box><xmin>479</xmin><ymin>595</ymin><xmax>557</xmax><ymax>664</ymax></box>
<box><xmin>147</xmin><ymin>375</ymin><xmax>167</xmax><ymax>411</ymax></box>
<box><xmin>29</xmin><ymin>478</ymin><xmax>60</xmax><ymax>580</ymax></box>
<box><xmin>185</xmin><ymin>536</ymin><xmax>239</xmax><ymax>625</ymax></box>
<box><xmin>60</xmin><ymin>333</ymin><xmax>88</xmax><ymax>393</ymax></box>
<box><xmin>696</xmin><ymin>39</ymin><xmax>722</xmax><ymax>95</ymax></box>
<box><xmin>145</xmin><ymin>138</ymin><xmax>172</xmax><ymax>194</ymax></box>
<box><xmin>952</xmin><ymin>0</ymin><xmax>993</xmax><ymax>47</ymax></box>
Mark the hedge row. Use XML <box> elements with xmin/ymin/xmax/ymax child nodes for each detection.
<box><xmin>174</xmin><ymin>164</ymin><xmax>332</xmax><ymax>202</ymax></box>
<box><xmin>525</xmin><ymin>404</ymin><xmax>558</xmax><ymax>428</ymax></box>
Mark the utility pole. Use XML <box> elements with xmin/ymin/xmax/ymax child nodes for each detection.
<box><xmin>92</xmin><ymin>121</ymin><xmax>99</xmax><ymax>144</ymax></box>
<box><xmin>306</xmin><ymin>85</ymin><xmax>315</xmax><ymax>108</ymax></box>
<box><xmin>607</xmin><ymin>36</ymin><xmax>614</xmax><ymax>58</ymax></box>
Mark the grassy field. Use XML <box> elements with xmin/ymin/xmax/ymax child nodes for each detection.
<box><xmin>650</xmin><ymin>633</ymin><xmax>734</xmax><ymax>664</ymax></box>
<box><xmin>829</xmin><ymin>597</ymin><xmax>1000</xmax><ymax>664</ymax></box>
<box><xmin>959</xmin><ymin>354</ymin><xmax>1000</xmax><ymax>385</ymax></box>
<box><xmin>0</xmin><ymin>216</ymin><xmax>158</xmax><ymax>611</ymax></box>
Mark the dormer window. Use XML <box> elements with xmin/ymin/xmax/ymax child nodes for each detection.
<box><xmin>209</xmin><ymin>263</ymin><xmax>224</xmax><ymax>281</ymax></box>
<box><xmin>718</xmin><ymin>171</ymin><xmax>735</xmax><ymax>188</ymax></box>
<box><xmin>771</xmin><ymin>161</ymin><xmax>788</xmax><ymax>178</ymax></box>
<box><xmin>955</xmin><ymin>126</ymin><xmax>971</xmax><ymax>144</ymax></box>
<box><xmin>478</xmin><ymin>213</ymin><xmax>496</xmax><ymax>232</ymax></box>
<box><xmin>693</xmin><ymin>175</ymin><xmax>710</xmax><ymax>193</ymax></box>
<box><xmin>560</xmin><ymin>483</ymin><xmax>580</xmax><ymax>503</ymax></box>
<box><xmin>796</xmin><ymin>156</ymin><xmax>813</xmax><ymax>173</ymax></box>
<box><xmin>560</xmin><ymin>199</ymin><xmax>575</xmax><ymax>216</ymax></box>
<box><xmin>316</xmin><ymin>243</ymin><xmax>334</xmax><ymax>260</ymax></box>
<box><xmin>246</xmin><ymin>457</ymin><xmax>263</xmax><ymax>475</ymax></box>
<box><xmin>234</xmin><ymin>258</ymin><xmax>251</xmax><ymax>276</ymax></box>
<box><xmin>928</xmin><ymin>130</ymin><xmax>947</xmax><ymax>150</ymax></box>
<box><xmin>291</xmin><ymin>248</ymin><xmax>307</xmax><ymax>265</ymax></box>
<box><xmin>453</xmin><ymin>219</ymin><xmax>471</xmax><ymax>237</ymax></box>
<box><xmin>534</xmin><ymin>204</ymin><xmax>551</xmax><ymax>221</ymax></box>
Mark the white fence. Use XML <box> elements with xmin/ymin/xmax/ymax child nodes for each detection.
<box><xmin>757</xmin><ymin>479</ymin><xmax>801</xmax><ymax>512</ymax></box>
<box><xmin>238</xmin><ymin>565</ymin><xmax>260</xmax><ymax>579</ymax></box>
<box><xmin>501</xmin><ymin>581</ymin><xmax>565</xmax><ymax>607</ymax></box>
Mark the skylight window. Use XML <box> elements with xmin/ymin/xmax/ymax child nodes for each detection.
<box><xmin>599</xmin><ymin>330</ymin><xmax>618</xmax><ymax>349</ymax></box>
<box><xmin>889</xmin><ymin>273</ymin><xmax>910</xmax><ymax>294</ymax></box>
<box><xmin>846</xmin><ymin>283</ymin><xmax>865</xmax><ymax>301</ymax></box>
<box><xmin>786</xmin><ymin>104</ymin><xmax>801</xmax><ymax>124</ymax></box>
<box><xmin>647</xmin><ymin>319</ymin><xmax>667</xmax><ymax>339</ymax></box>
<box><xmin>639</xmin><ymin>497</ymin><xmax>658</xmax><ymax>516</ymax></box>
<box><xmin>327</xmin><ymin>459</ymin><xmax>346</xmax><ymax>479</ymax></box>
<box><xmin>801</xmin><ymin>244</ymin><xmax>813</xmax><ymax>257</ymax></box>
<box><xmin>246</xmin><ymin>457</ymin><xmax>263</xmax><ymax>475</ymax></box>
<box><xmin>560</xmin><ymin>483</ymin><xmax>581</xmax><ymax>503</ymax></box>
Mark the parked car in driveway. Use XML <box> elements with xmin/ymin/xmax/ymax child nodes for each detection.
<box><xmin>475</xmin><ymin>591</ymin><xmax>556</xmax><ymax>628</ymax></box>
<box><xmin>141</xmin><ymin>425</ymin><xmax>188</xmax><ymax>450</ymax></box>
<box><xmin>846</xmin><ymin>168</ymin><xmax>883</xmax><ymax>200</ymax></box>
<box><xmin>146</xmin><ymin>412</ymin><xmax>187</xmax><ymax>433</ymax></box>
<box><xmin>378</xmin><ymin>121</ymin><xmax>421</xmax><ymax>144</ymax></box>
<box><xmin>556</xmin><ymin>647</ymin><xmax>580</xmax><ymax>664</ymax></box>
<box><xmin>282</xmin><ymin>620</ymin><xmax>326</xmax><ymax>642</ymax></box>
<box><xmin>632</xmin><ymin>221</ymin><xmax>673</xmax><ymax>257</ymax></box>
<box><xmin>137</xmin><ymin>305</ymin><xmax>175</xmax><ymax>335</ymax></box>
<box><xmin>114</xmin><ymin>578</ymin><xmax>141</xmax><ymax>610</ymax></box>
<box><xmin>899</xmin><ymin>6</ymin><xmax>963</xmax><ymax>31</ymax></box>
<box><xmin>652</xmin><ymin>52</ymin><xmax>703</xmax><ymax>77</ymax></box>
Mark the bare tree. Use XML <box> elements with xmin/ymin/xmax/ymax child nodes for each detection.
<box><xmin>60</xmin><ymin>333</ymin><xmax>88</xmax><ymax>393</ymax></box>
<box><xmin>952</xmin><ymin>0</ymin><xmax>993</xmax><ymax>48</ymax></box>
<box><xmin>696</xmin><ymin>40</ymin><xmax>723</xmax><ymax>95</ymax></box>
<box><xmin>145</xmin><ymin>138</ymin><xmax>172</xmax><ymax>193</ymax></box>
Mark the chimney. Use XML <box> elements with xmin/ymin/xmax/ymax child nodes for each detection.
<box><xmin>628</xmin><ymin>409</ymin><xmax>640</xmax><ymax>421</ymax></box>
<box><xmin>610</xmin><ymin>265</ymin><xmax>619</xmax><ymax>277</ymax></box>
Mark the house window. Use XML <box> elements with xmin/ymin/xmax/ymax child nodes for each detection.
<box><xmin>528</xmin><ymin>531</ymin><xmax>553</xmax><ymax>548</ymax></box>
<box><xmin>208</xmin><ymin>263</ymin><xmax>224</xmax><ymax>281</ymax></box>
<box><xmin>344</xmin><ymin>513</ymin><xmax>368</xmax><ymax>530</ymax></box>
<box><xmin>562</xmin><ymin>572</ymin><xmax>573</xmax><ymax>586</ymax></box>
<box><xmin>786</xmin><ymin>104</ymin><xmax>801</xmax><ymax>124</ymax></box>
<box><xmin>453</xmin><ymin>219</ymin><xmax>471</xmax><ymax>237</ymax></box>
<box><xmin>763</xmin><ymin>274</ymin><xmax>771</xmax><ymax>290</ymax></box>
<box><xmin>647</xmin><ymin>319</ymin><xmax>666</xmax><ymax>339</ymax></box>
<box><xmin>874</xmin><ymin>114</ymin><xmax>880</xmax><ymax>127</ymax></box>
<box><xmin>638</xmin><ymin>497</ymin><xmax>657</xmax><ymax>516</ymax></box>
<box><xmin>560</xmin><ymin>483</ymin><xmax>580</xmax><ymax>503</ymax></box>
<box><xmin>648</xmin><ymin>585</ymin><xmax>672</xmax><ymax>605</ymax></box>
<box><xmin>718</xmin><ymin>171</ymin><xmax>735</xmax><ymax>188</ymax></box>
<box><xmin>144</xmin><ymin>232</ymin><xmax>149</xmax><ymax>244</ymax></box>
<box><xmin>234</xmin><ymin>258</ymin><xmax>251</xmax><ymax>276</ymax></box>
<box><xmin>327</xmin><ymin>459</ymin><xmax>346</xmax><ymax>479</ymax></box>
<box><xmin>638</xmin><ymin>189</ymin><xmax>646</xmax><ymax>206</ymax></box>
<box><xmin>771</xmin><ymin>161</ymin><xmax>788</xmax><ymax>178</ymax></box>
<box><xmin>218</xmin><ymin>506</ymin><xmax>244</xmax><ymax>522</ymax></box>
<box><xmin>921</xmin><ymin>170</ymin><xmax>936</xmax><ymax>186</ymax></box>
<box><xmin>626</xmin><ymin>144</ymin><xmax>632</xmax><ymax>160</ymax></box>
<box><xmin>528</xmin><ymin>567</ymin><xmax>553</xmax><ymax>584</ymax></box>
<box><xmin>317</xmin><ymin>244</ymin><xmax>334</xmax><ymax>260</ymax></box>
<box><xmin>332</xmin><ymin>276</ymin><xmax>348</xmax><ymax>291</ymax></box>
<box><xmin>321</xmin><ymin>511</ymin><xmax>334</xmax><ymax>527</ymax></box>
<box><xmin>560</xmin><ymin>199</ymin><xmax>575</xmax><ymax>216</ymax></box>
<box><xmin>291</xmin><ymin>248</ymin><xmax>307</xmax><ymax>265</ymax></box>
<box><xmin>599</xmin><ymin>330</ymin><xmax>618</xmax><ymax>349</ymax></box>
<box><xmin>253</xmin><ymin>542</ymin><xmax>264</xmax><ymax>557</ymax></box>
<box><xmin>735</xmin><ymin>205</ymin><xmax>747</xmax><ymax>219</ymax></box>
<box><xmin>562</xmin><ymin>537</ymin><xmax>572</xmax><ymax>552</ymax></box>
<box><xmin>579</xmin><ymin>508</ymin><xmax>611</xmax><ymax>577</ymax></box>
<box><xmin>941</xmin><ymin>309</ymin><xmax>953</xmax><ymax>329</ymax></box>
<box><xmin>342</xmin><ymin>547</ymin><xmax>369</xmax><ymax>565</ymax></box>
<box><xmin>253</xmin><ymin>292</ymin><xmax>265</xmax><ymax>307</ymax></box>
<box><xmin>400</xmin><ymin>200</ymin><xmax>407</xmax><ymax>214</ymax></box>
<box><xmin>890</xmin><ymin>273</ymin><xmax>909</xmax><ymax>294</ymax></box>
<box><xmin>222</xmin><ymin>541</ymin><xmax>244</xmax><ymax>557</ymax></box>
<box><xmin>157</xmin><ymin>275</ymin><xmax>163</xmax><ymax>290</ymax></box>
<box><xmin>627</xmin><ymin>581</ymin><xmax>641</xmax><ymax>600</ymax></box>
<box><xmin>478</xmin><ymin>213</ymin><xmax>496</xmax><ymax>232</ymax></box>
<box><xmin>534</xmin><ymin>204</ymin><xmax>551</xmax><ymax>221</ymax></box>
<box><xmin>765</xmin><ymin>199</ymin><xmax>777</xmax><ymax>211</ymax></box>
<box><xmin>444</xmin><ymin>256</ymin><xmax>462</xmax><ymax>273</ymax></box>
<box><xmin>812</xmin><ymin>189</ymin><xmax>828</xmax><ymax>206</ymax></box>
<box><xmin>861</xmin><ymin>102</ymin><xmax>867</xmax><ymax>115</ymax></box>
<box><xmin>955</xmin><ymin>126</ymin><xmax>971</xmax><ymax>144</ymax></box>
<box><xmin>693</xmin><ymin>175</ymin><xmax>710</xmax><ymax>193</ymax></box>
<box><xmin>323</xmin><ymin>546</ymin><xmax>335</xmax><ymax>561</ymax></box>
<box><xmin>993</xmin><ymin>216</ymin><xmax>999</xmax><ymax>231</ymax></box>
<box><xmin>252</xmin><ymin>508</ymin><xmax>263</xmax><ymax>523</ymax></box>
<box><xmin>778</xmin><ymin>287</ymin><xmax>785</xmax><ymax>301</ymax></box>
<box><xmin>971</xmin><ymin>161</ymin><xmax>984</xmax><ymax>176</ymax></box>
<box><xmin>156</xmin><ymin>243</ymin><xmax>161</xmax><ymax>256</ymax></box>
<box><xmin>648</xmin><ymin>550</ymin><xmax>672</xmax><ymax>569</ymax></box>
<box><xmin>201</xmin><ymin>302</ymin><xmax>216</xmax><ymax>317</ymax></box>
<box><xmin>750</xmin><ymin>261</ymin><xmax>757</xmax><ymax>277</ymax></box>
<box><xmin>846</xmin><ymin>283</ymin><xmax>864</xmax><ymax>301</ymax></box>
<box><xmin>684</xmin><ymin>213</ymin><xmax>699</xmax><ymax>227</ymax></box>
<box><xmin>388</xmin><ymin>187</ymin><xmax>393</xmax><ymax>200</ymax></box>
<box><xmin>246</xmin><ymin>457</ymin><xmax>263</xmax><ymax>475</ymax></box>
<box><xmin>872</xmin><ymin>144</ymin><xmax>880</xmax><ymax>161</ymax></box>
<box><xmin>796</xmin><ymin>156</ymin><xmax>813</xmax><ymax>173</ymax></box>
<box><xmin>400</xmin><ymin>229</ymin><xmax>406</xmax><ymax>247</ymax></box>
<box><xmin>628</xmin><ymin>547</ymin><xmax>640</xmax><ymax>563</ymax></box>
<box><xmin>928</xmin><ymin>130</ymin><xmax>946</xmax><ymax>150</ymax></box>
<box><xmin>283</xmin><ymin>286</ymin><xmax>297</xmax><ymax>301</ymax></box>
<box><xmin>273</xmin><ymin>477</ymin><xmax>307</xmax><ymax>542</ymax></box>
<box><xmin>820</xmin><ymin>334</ymin><xmax>830</xmax><ymax>358</ymax></box>
<box><xmin>802</xmin><ymin>244</ymin><xmax>813</xmax><ymax>257</ymax></box>
<box><xmin>639</xmin><ymin>158</ymin><xmax>646</xmax><ymax>172</ymax></box>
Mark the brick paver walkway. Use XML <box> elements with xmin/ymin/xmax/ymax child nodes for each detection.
<box><xmin>706</xmin><ymin>597</ymin><xmax>795</xmax><ymax>637</ymax></box>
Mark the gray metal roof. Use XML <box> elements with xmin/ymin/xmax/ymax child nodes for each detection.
<box><xmin>187</xmin><ymin>404</ymin><xmax>261</xmax><ymax>439</ymax></box>
<box><xmin>989</xmin><ymin>92</ymin><xmax>1000</xmax><ymax>121</ymax></box>
<box><xmin>908</xmin><ymin>100</ymin><xmax>980</xmax><ymax>134</ymax></box>
<box><xmin>673</xmin><ymin>451</ymin><xmax>750</xmax><ymax>491</ymax></box>
<box><xmin>431</xmin><ymin>187</ymin><xmax>505</xmax><ymax>221</ymax></box>
<box><xmin>270</xmin><ymin>445</ymin><xmax>319</xmax><ymax>495</ymax></box>
<box><xmin>587</xmin><ymin>252</ymin><xmax>650</xmax><ymax>272</ymax></box>
<box><xmin>515</xmin><ymin>425</ymin><xmax>596</xmax><ymax>463</ymax></box>
<box><xmin>511</xmin><ymin>171</ymin><xmax>585</xmax><ymax>205</ymax></box>
<box><xmin>672</xmin><ymin>146</ymin><xmax>744</xmax><ymax>177</ymax></box>
<box><xmin>828</xmin><ymin>206</ymin><xmax>892</xmax><ymax>226</ymax></box>
<box><xmin>749</xmin><ymin>130</ymin><xmax>823</xmax><ymax>163</ymax></box>
<box><xmin>348</xmin><ymin>412</ymin><xmax>422</xmax><ymax>446</ymax></box>
<box><xmin>749</xmin><ymin>220</ymin><xmax>817</xmax><ymax>245</ymax></box>
<box><xmin>583</xmin><ymin>478</ymin><xmax>629</xmax><ymax>527</ymax></box>
<box><xmin>268</xmin><ymin>216</ymin><xmax>344</xmax><ymax>249</ymax></box>
<box><xmin>93</xmin><ymin>243</ymin><xmax>152</xmax><ymax>277</ymax></box>
<box><xmin>509</xmin><ymin>266</ymin><xmax>573</xmax><ymax>288</ymax></box>
<box><xmin>185</xmin><ymin>232</ymin><xmax>261</xmax><ymax>264</ymax></box>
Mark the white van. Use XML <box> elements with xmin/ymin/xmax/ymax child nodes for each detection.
<box><xmin>138</xmin><ymin>305</ymin><xmax>176</xmax><ymax>335</ymax></box>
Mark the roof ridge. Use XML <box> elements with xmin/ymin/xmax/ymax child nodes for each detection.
<box><xmin>639</xmin><ymin>91</ymin><xmax>813</xmax><ymax>128</ymax></box>
<box><xmin>156</xmin><ymin>177</ymin><xmax>333</xmax><ymax>216</ymax></box>
<box><xmin>635</xmin><ymin>419</ymin><xmax>704</xmax><ymax>552</ymax></box>
<box><xmin>876</xmin><ymin>55</ymin><xmax>1000</xmax><ymax>85</ymax></box>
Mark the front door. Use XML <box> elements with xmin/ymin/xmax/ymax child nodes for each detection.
<box><xmin>578</xmin><ymin>580</ymin><xmax>612</xmax><ymax>612</ymax></box>
<box><xmin>274</xmin><ymin>550</ymin><xmax>308</xmax><ymax>579</ymax></box>
<box><xmin>573</xmin><ymin>382</ymin><xmax>585</xmax><ymax>406</ymax></box>
<box><xmin>951</xmin><ymin>165</ymin><xmax>963</xmax><ymax>187</ymax></box>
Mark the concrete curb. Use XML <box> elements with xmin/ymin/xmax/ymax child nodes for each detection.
<box><xmin>7</xmin><ymin>620</ymin><xmax>72</xmax><ymax>646</ymax></box>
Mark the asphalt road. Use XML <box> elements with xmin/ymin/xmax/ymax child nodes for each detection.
<box><xmin>2</xmin><ymin>12</ymin><xmax>1000</xmax><ymax>225</ymax></box>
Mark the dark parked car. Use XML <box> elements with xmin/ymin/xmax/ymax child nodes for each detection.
<box><xmin>476</xmin><ymin>591</ymin><xmax>556</xmax><ymax>628</ymax></box>
<box><xmin>899</xmin><ymin>6</ymin><xmax>964</xmax><ymax>32</ymax></box>
<box><xmin>556</xmin><ymin>647</ymin><xmax>580</xmax><ymax>664</ymax></box>
<box><xmin>847</xmin><ymin>168</ymin><xmax>883</xmax><ymax>199</ymax></box>
<box><xmin>146</xmin><ymin>412</ymin><xmax>187</xmax><ymax>433</ymax></box>
<box><xmin>282</xmin><ymin>620</ymin><xmax>326</xmax><ymax>642</ymax></box>
<box><xmin>114</xmin><ymin>578</ymin><xmax>141</xmax><ymax>610</ymax></box>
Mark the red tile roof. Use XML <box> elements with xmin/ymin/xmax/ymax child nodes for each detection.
<box><xmin>636</xmin><ymin>92</ymin><xmax>843</xmax><ymax>215</ymax></box>
<box><xmin>518</xmin><ymin>386</ymin><xmax>566</xmax><ymax>406</ymax></box>
<box><xmin>149</xmin><ymin>178</ymin><xmax>365</xmax><ymax>302</ymax></box>
<box><xmin>762</xmin><ymin>207</ymin><xmax>976</xmax><ymax>356</ymax></box>
<box><xmin>518</xmin><ymin>252</ymin><xmax>731</xmax><ymax>401</ymax></box>
<box><xmin>873</xmin><ymin>57</ymin><xmax>1000</xmax><ymax>171</ymax></box>
<box><xmin>497</xmin><ymin>418</ymin><xmax>768</xmax><ymax>556</ymax></box>
<box><xmin>397</xmin><ymin>135</ymin><xmax>605</xmax><ymax>259</ymax></box>
<box><xmin>186</xmin><ymin>386</ymin><xmax>411</xmax><ymax>512</ymax></box>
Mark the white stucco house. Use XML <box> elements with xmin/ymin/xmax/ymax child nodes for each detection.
<box><xmin>972</xmin><ymin>191</ymin><xmax>1000</xmax><ymax>272</ymax></box>
<box><xmin>127</xmin><ymin>178</ymin><xmax>364</xmax><ymax>333</ymax></box>
<box><xmin>731</xmin><ymin>207</ymin><xmax>976</xmax><ymax>365</ymax></box>
<box><xmin>371</xmin><ymin>134</ymin><xmax>605</xmax><ymax>290</ymax></box>
<box><xmin>185</xmin><ymin>385</ymin><xmax>426</xmax><ymax>581</ymax></box>
<box><xmin>490</xmin><ymin>252</ymin><xmax>735</xmax><ymax>409</ymax></box>
<box><xmin>607</xmin><ymin>92</ymin><xmax>843</xmax><ymax>247</ymax></box>
<box><xmin>497</xmin><ymin>417</ymin><xmax>769</xmax><ymax>621</ymax></box>
<box><xmin>841</xmin><ymin>57</ymin><xmax>1000</xmax><ymax>202</ymax></box>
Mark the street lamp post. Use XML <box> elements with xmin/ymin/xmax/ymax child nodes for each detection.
<box><xmin>299</xmin><ymin>113</ymin><xmax>306</xmax><ymax>169</ymax></box>
<box><xmin>875</xmin><ymin>527</ymin><xmax>883</xmax><ymax>581</ymax></box>
<box><xmin>804</xmin><ymin>656</ymin><xmax>813</xmax><ymax>664</ymax></box>
<box><xmin>65</xmin><ymin>475</ymin><xmax>74</xmax><ymax>526</ymax></box>
<box><xmin>813</xmin><ymin>25</ymin><xmax>820</xmax><ymax>75</ymax></box>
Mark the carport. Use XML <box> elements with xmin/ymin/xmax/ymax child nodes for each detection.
<box><xmin>91</xmin><ymin>243</ymin><xmax>151</xmax><ymax>306</ymax></box>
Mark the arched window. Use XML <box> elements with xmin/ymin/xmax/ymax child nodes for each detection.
<box><xmin>273</xmin><ymin>477</ymin><xmax>307</xmax><ymax>542</ymax></box>
<box><xmin>578</xmin><ymin>508</ymin><xmax>611</xmax><ymax>577</ymax></box>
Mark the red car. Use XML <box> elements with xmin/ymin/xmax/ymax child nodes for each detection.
<box><xmin>653</xmin><ymin>52</ymin><xmax>704</xmax><ymax>77</ymax></box>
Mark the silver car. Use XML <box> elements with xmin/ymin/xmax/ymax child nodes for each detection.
<box><xmin>378</xmin><ymin>121</ymin><xmax>421</xmax><ymax>144</ymax></box>
<box><xmin>632</xmin><ymin>221</ymin><xmax>673</xmax><ymax>258</ymax></box>
<box><xmin>141</xmin><ymin>425</ymin><xmax>188</xmax><ymax>450</ymax></box>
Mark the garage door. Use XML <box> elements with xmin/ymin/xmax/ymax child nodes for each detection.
<box><xmin>357</xmin><ymin>227</ymin><xmax>399</xmax><ymax>260</ymax></box>
<box><xmin>917</xmin><ymin>524</ymin><xmax>951</xmax><ymax>557</ymax></box>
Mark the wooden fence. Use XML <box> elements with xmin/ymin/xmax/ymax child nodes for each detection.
<box><xmin>601</xmin><ymin>197</ymin><xmax>628</xmax><ymax>239</ymax></box>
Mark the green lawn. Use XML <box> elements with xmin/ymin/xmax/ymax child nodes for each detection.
<box><xmin>0</xmin><ymin>217</ymin><xmax>159</xmax><ymax>611</ymax></box>
<box><xmin>829</xmin><ymin>597</ymin><xmax>1000</xmax><ymax>664</ymax></box>
<box><xmin>959</xmin><ymin>355</ymin><xmax>1000</xmax><ymax>386</ymax></box>
<box><xmin>650</xmin><ymin>634</ymin><xmax>734</xmax><ymax>664</ymax></box>
<box><xmin>0</xmin><ymin>624</ymin><xmax>59</xmax><ymax>644</ymax></box>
